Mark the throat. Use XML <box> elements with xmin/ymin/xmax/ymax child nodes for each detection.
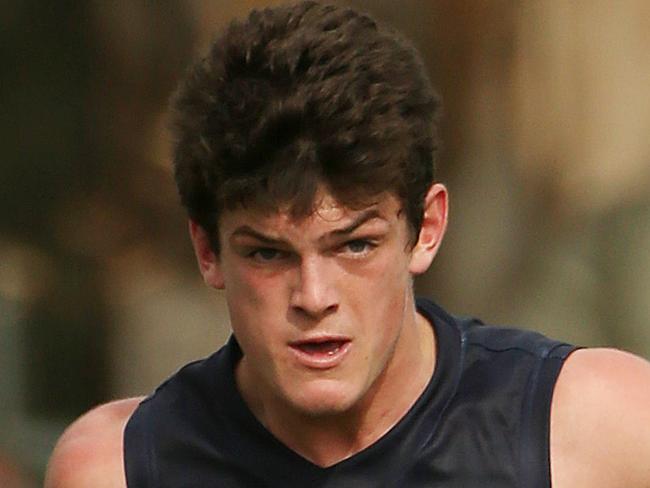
<box><xmin>265</xmin><ymin>410</ymin><xmax>371</xmax><ymax>468</ymax></box>
<box><xmin>235</xmin><ymin>312</ymin><xmax>437</xmax><ymax>468</ymax></box>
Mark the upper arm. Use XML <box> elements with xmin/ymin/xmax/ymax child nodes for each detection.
<box><xmin>551</xmin><ymin>348</ymin><xmax>650</xmax><ymax>488</ymax></box>
<box><xmin>44</xmin><ymin>397</ymin><xmax>143</xmax><ymax>488</ymax></box>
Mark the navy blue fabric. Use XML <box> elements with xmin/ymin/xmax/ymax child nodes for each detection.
<box><xmin>124</xmin><ymin>299</ymin><xmax>578</xmax><ymax>487</ymax></box>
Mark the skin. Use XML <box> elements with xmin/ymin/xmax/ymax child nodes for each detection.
<box><xmin>550</xmin><ymin>348</ymin><xmax>650</xmax><ymax>487</ymax></box>
<box><xmin>192</xmin><ymin>185</ymin><xmax>446</xmax><ymax>465</ymax></box>
<box><xmin>44</xmin><ymin>397</ymin><xmax>141</xmax><ymax>488</ymax></box>
<box><xmin>44</xmin><ymin>184</ymin><xmax>650</xmax><ymax>487</ymax></box>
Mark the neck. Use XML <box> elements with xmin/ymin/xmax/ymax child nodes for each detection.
<box><xmin>238</xmin><ymin>308</ymin><xmax>436</xmax><ymax>467</ymax></box>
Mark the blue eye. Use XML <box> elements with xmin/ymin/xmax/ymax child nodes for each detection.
<box><xmin>346</xmin><ymin>240</ymin><xmax>372</xmax><ymax>253</ymax></box>
<box><xmin>252</xmin><ymin>248</ymin><xmax>281</xmax><ymax>261</ymax></box>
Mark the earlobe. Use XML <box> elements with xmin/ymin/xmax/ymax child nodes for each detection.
<box><xmin>188</xmin><ymin>220</ymin><xmax>225</xmax><ymax>289</ymax></box>
<box><xmin>409</xmin><ymin>183</ymin><xmax>449</xmax><ymax>275</ymax></box>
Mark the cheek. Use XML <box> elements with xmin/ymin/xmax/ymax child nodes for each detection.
<box><xmin>224</xmin><ymin>262</ymin><xmax>276</xmax><ymax>303</ymax></box>
<box><xmin>346</xmin><ymin>254</ymin><xmax>411</xmax><ymax>323</ymax></box>
<box><xmin>224</xmin><ymin>266</ymin><xmax>288</xmax><ymax>337</ymax></box>
<box><xmin>361</xmin><ymin>248</ymin><xmax>412</xmax><ymax>290</ymax></box>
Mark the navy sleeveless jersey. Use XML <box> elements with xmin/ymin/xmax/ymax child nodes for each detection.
<box><xmin>124</xmin><ymin>299</ymin><xmax>578</xmax><ymax>487</ymax></box>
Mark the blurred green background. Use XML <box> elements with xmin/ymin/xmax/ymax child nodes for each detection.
<box><xmin>1</xmin><ymin>1</ymin><xmax>649</xmax><ymax>485</ymax></box>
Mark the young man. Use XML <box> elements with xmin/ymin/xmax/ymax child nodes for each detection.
<box><xmin>46</xmin><ymin>2</ymin><xmax>650</xmax><ymax>487</ymax></box>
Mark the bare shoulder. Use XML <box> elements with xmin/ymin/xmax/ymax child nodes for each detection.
<box><xmin>551</xmin><ymin>348</ymin><xmax>650</xmax><ymax>488</ymax></box>
<box><xmin>44</xmin><ymin>397</ymin><xmax>145</xmax><ymax>488</ymax></box>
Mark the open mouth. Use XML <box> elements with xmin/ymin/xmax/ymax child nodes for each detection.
<box><xmin>294</xmin><ymin>340</ymin><xmax>347</xmax><ymax>355</ymax></box>
<box><xmin>289</xmin><ymin>337</ymin><xmax>352</xmax><ymax>368</ymax></box>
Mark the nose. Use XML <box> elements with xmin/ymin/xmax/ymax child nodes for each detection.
<box><xmin>289</xmin><ymin>256</ymin><xmax>339</xmax><ymax>319</ymax></box>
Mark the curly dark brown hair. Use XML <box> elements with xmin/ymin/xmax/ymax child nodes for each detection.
<box><xmin>171</xmin><ymin>1</ymin><xmax>442</xmax><ymax>251</ymax></box>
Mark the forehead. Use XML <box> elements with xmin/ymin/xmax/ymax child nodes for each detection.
<box><xmin>220</xmin><ymin>190</ymin><xmax>402</xmax><ymax>237</ymax></box>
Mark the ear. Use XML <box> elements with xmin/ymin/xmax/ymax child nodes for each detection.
<box><xmin>408</xmin><ymin>183</ymin><xmax>449</xmax><ymax>275</ymax></box>
<box><xmin>188</xmin><ymin>220</ymin><xmax>224</xmax><ymax>289</ymax></box>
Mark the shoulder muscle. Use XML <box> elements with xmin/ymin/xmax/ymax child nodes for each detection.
<box><xmin>44</xmin><ymin>397</ymin><xmax>144</xmax><ymax>488</ymax></box>
<box><xmin>551</xmin><ymin>348</ymin><xmax>650</xmax><ymax>488</ymax></box>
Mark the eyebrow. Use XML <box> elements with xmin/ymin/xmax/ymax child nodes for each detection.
<box><xmin>229</xmin><ymin>208</ymin><xmax>385</xmax><ymax>245</ymax></box>
<box><xmin>230</xmin><ymin>227</ymin><xmax>286</xmax><ymax>245</ymax></box>
<box><xmin>327</xmin><ymin>208</ymin><xmax>383</xmax><ymax>238</ymax></box>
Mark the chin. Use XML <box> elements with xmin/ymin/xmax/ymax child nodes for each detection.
<box><xmin>287</xmin><ymin>379</ymin><xmax>362</xmax><ymax>418</ymax></box>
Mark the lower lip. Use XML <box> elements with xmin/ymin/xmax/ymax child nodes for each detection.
<box><xmin>289</xmin><ymin>341</ymin><xmax>352</xmax><ymax>369</ymax></box>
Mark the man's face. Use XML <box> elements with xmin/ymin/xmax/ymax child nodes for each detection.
<box><xmin>196</xmin><ymin>187</ymin><xmax>443</xmax><ymax>418</ymax></box>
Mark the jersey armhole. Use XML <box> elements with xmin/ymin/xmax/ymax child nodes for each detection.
<box><xmin>123</xmin><ymin>400</ymin><xmax>156</xmax><ymax>488</ymax></box>
<box><xmin>518</xmin><ymin>343</ymin><xmax>579</xmax><ymax>488</ymax></box>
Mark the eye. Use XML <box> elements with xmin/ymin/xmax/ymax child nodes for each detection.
<box><xmin>249</xmin><ymin>248</ymin><xmax>283</xmax><ymax>262</ymax></box>
<box><xmin>343</xmin><ymin>239</ymin><xmax>375</xmax><ymax>255</ymax></box>
<box><xmin>346</xmin><ymin>240</ymin><xmax>368</xmax><ymax>253</ymax></box>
